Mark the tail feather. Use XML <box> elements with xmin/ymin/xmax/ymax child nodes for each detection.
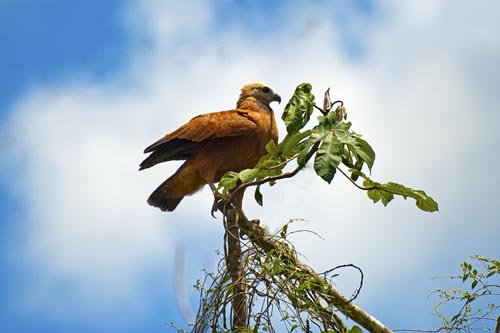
<box><xmin>148</xmin><ymin>193</ymin><xmax>183</xmax><ymax>211</ymax></box>
<box><xmin>147</xmin><ymin>178</ymin><xmax>184</xmax><ymax>211</ymax></box>
<box><xmin>146</xmin><ymin>163</ymin><xmax>205</xmax><ymax>212</ymax></box>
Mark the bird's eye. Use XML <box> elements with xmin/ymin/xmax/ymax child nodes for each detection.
<box><xmin>262</xmin><ymin>86</ymin><xmax>270</xmax><ymax>93</ymax></box>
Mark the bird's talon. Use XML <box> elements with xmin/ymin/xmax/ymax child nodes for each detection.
<box><xmin>211</xmin><ymin>206</ymin><xmax>218</xmax><ymax>218</ymax></box>
<box><xmin>211</xmin><ymin>198</ymin><xmax>229</xmax><ymax>217</ymax></box>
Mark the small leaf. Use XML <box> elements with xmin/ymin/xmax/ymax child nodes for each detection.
<box><xmin>289</xmin><ymin>295</ymin><xmax>298</xmax><ymax>307</ymax></box>
<box><xmin>239</xmin><ymin>168</ymin><xmax>258</xmax><ymax>183</ymax></box>
<box><xmin>218</xmin><ymin>171</ymin><xmax>240</xmax><ymax>194</ymax></box>
<box><xmin>280</xmin><ymin>223</ymin><xmax>289</xmax><ymax>239</ymax></box>
<box><xmin>272</xmin><ymin>260</ymin><xmax>283</xmax><ymax>274</ymax></box>
<box><xmin>265</xmin><ymin>139</ymin><xmax>279</xmax><ymax>156</ymax></box>
<box><xmin>254</xmin><ymin>185</ymin><xmax>263</xmax><ymax>206</ymax></box>
<box><xmin>346</xmin><ymin>325</ymin><xmax>363</xmax><ymax>333</ymax></box>
<box><xmin>350</xmin><ymin>169</ymin><xmax>369</xmax><ymax>181</ymax></box>
<box><xmin>471</xmin><ymin>280</ymin><xmax>478</xmax><ymax>289</ymax></box>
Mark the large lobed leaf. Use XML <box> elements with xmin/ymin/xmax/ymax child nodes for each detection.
<box><xmin>282</xmin><ymin>83</ymin><xmax>315</xmax><ymax>135</ymax></box>
<box><xmin>314</xmin><ymin>131</ymin><xmax>342</xmax><ymax>183</ymax></box>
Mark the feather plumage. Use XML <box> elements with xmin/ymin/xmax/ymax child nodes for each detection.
<box><xmin>140</xmin><ymin>82</ymin><xmax>280</xmax><ymax>212</ymax></box>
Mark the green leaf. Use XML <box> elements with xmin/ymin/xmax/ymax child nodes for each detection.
<box><xmin>239</xmin><ymin>168</ymin><xmax>258</xmax><ymax>183</ymax></box>
<box><xmin>349</xmin><ymin>168</ymin><xmax>369</xmax><ymax>181</ymax></box>
<box><xmin>282</xmin><ymin>83</ymin><xmax>314</xmax><ymax>135</ymax></box>
<box><xmin>331</xmin><ymin>121</ymin><xmax>355</xmax><ymax>144</ymax></box>
<box><xmin>279</xmin><ymin>130</ymin><xmax>311</xmax><ymax>158</ymax></box>
<box><xmin>280</xmin><ymin>223</ymin><xmax>289</xmax><ymax>239</ymax></box>
<box><xmin>254</xmin><ymin>185</ymin><xmax>263</xmax><ymax>206</ymax></box>
<box><xmin>346</xmin><ymin>325</ymin><xmax>363</xmax><ymax>333</ymax></box>
<box><xmin>383</xmin><ymin>182</ymin><xmax>439</xmax><ymax>212</ymax></box>
<box><xmin>353</xmin><ymin>136</ymin><xmax>376</xmax><ymax>171</ymax></box>
<box><xmin>265</xmin><ymin>139</ymin><xmax>279</xmax><ymax>156</ymax></box>
<box><xmin>272</xmin><ymin>260</ymin><xmax>283</xmax><ymax>274</ymax></box>
<box><xmin>342</xmin><ymin>146</ymin><xmax>355</xmax><ymax>168</ymax></box>
<box><xmin>218</xmin><ymin>171</ymin><xmax>240</xmax><ymax>194</ymax></box>
<box><xmin>351</xmin><ymin>159</ymin><xmax>364</xmax><ymax>180</ymax></box>
<box><xmin>414</xmin><ymin>190</ymin><xmax>439</xmax><ymax>212</ymax></box>
<box><xmin>364</xmin><ymin>180</ymin><xmax>439</xmax><ymax>212</ymax></box>
<box><xmin>309</xmin><ymin>126</ymin><xmax>327</xmax><ymax>143</ymax></box>
<box><xmin>314</xmin><ymin>132</ymin><xmax>342</xmax><ymax>183</ymax></box>
<box><xmin>297</xmin><ymin>139</ymin><xmax>314</xmax><ymax>167</ymax></box>
<box><xmin>366</xmin><ymin>185</ymin><xmax>395</xmax><ymax>206</ymax></box>
<box><xmin>471</xmin><ymin>280</ymin><xmax>478</xmax><ymax>289</ymax></box>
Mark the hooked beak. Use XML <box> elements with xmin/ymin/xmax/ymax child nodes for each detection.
<box><xmin>272</xmin><ymin>93</ymin><xmax>281</xmax><ymax>104</ymax></box>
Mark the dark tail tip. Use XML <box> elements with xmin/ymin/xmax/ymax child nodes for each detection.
<box><xmin>147</xmin><ymin>194</ymin><xmax>183</xmax><ymax>212</ymax></box>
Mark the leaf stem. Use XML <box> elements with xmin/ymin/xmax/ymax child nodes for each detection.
<box><xmin>313</xmin><ymin>104</ymin><xmax>328</xmax><ymax>115</ymax></box>
<box><xmin>337</xmin><ymin>167</ymin><xmax>374</xmax><ymax>191</ymax></box>
<box><xmin>313</xmin><ymin>101</ymin><xmax>343</xmax><ymax>115</ymax></box>
<box><xmin>265</xmin><ymin>153</ymin><xmax>299</xmax><ymax>170</ymax></box>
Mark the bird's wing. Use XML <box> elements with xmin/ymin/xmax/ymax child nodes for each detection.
<box><xmin>140</xmin><ymin>110</ymin><xmax>258</xmax><ymax>170</ymax></box>
<box><xmin>144</xmin><ymin>110</ymin><xmax>258</xmax><ymax>153</ymax></box>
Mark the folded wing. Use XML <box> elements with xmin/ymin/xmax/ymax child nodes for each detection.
<box><xmin>139</xmin><ymin>110</ymin><xmax>258</xmax><ymax>170</ymax></box>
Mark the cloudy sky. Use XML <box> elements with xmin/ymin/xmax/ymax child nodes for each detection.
<box><xmin>1</xmin><ymin>0</ymin><xmax>499</xmax><ymax>332</ymax></box>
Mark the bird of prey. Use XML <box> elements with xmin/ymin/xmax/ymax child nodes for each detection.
<box><xmin>140</xmin><ymin>82</ymin><xmax>281</xmax><ymax>212</ymax></box>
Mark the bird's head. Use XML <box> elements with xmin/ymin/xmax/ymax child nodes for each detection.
<box><xmin>240</xmin><ymin>82</ymin><xmax>281</xmax><ymax>107</ymax></box>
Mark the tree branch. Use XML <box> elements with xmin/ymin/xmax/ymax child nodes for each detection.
<box><xmin>224</xmin><ymin>208</ymin><xmax>248</xmax><ymax>332</ymax></box>
<box><xmin>229</xmin><ymin>205</ymin><xmax>394</xmax><ymax>333</ymax></box>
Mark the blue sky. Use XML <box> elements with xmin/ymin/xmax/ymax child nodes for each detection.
<box><xmin>1</xmin><ymin>1</ymin><xmax>500</xmax><ymax>332</ymax></box>
<box><xmin>0</xmin><ymin>0</ymin><xmax>128</xmax><ymax>117</ymax></box>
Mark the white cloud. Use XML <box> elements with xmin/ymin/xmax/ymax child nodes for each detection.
<box><xmin>5</xmin><ymin>0</ymin><xmax>500</xmax><ymax>328</ymax></box>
